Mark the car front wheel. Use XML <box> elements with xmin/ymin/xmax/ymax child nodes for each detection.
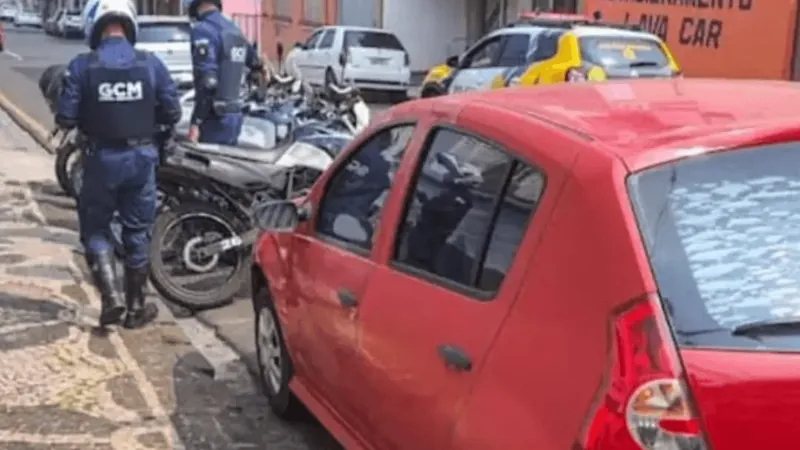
<box><xmin>253</xmin><ymin>282</ymin><xmax>304</xmax><ymax>419</ymax></box>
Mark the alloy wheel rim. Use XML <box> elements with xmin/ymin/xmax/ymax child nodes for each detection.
<box><xmin>257</xmin><ymin>307</ymin><xmax>282</xmax><ymax>394</ymax></box>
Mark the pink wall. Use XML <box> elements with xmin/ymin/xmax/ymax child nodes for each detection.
<box><xmin>225</xmin><ymin>0</ymin><xmax>262</xmax><ymax>43</ymax></box>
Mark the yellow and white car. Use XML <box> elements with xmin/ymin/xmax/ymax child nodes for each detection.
<box><xmin>418</xmin><ymin>14</ymin><xmax>681</xmax><ymax>97</ymax></box>
<box><xmin>490</xmin><ymin>24</ymin><xmax>681</xmax><ymax>88</ymax></box>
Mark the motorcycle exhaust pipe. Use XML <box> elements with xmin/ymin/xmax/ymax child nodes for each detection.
<box><xmin>193</xmin><ymin>227</ymin><xmax>260</xmax><ymax>258</ymax></box>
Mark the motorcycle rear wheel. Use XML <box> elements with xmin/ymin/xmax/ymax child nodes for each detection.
<box><xmin>148</xmin><ymin>201</ymin><xmax>251</xmax><ymax>311</ymax></box>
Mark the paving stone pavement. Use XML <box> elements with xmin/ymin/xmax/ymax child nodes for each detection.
<box><xmin>0</xmin><ymin>110</ymin><xmax>341</xmax><ymax>449</ymax></box>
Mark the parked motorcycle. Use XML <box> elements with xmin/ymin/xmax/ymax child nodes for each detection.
<box><xmin>147</xmin><ymin>64</ymin><xmax>367</xmax><ymax>309</ymax></box>
<box><xmin>148</xmin><ymin>137</ymin><xmax>337</xmax><ymax>309</ymax></box>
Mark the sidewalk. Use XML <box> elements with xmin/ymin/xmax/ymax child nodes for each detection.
<box><xmin>0</xmin><ymin>109</ymin><xmax>180</xmax><ymax>449</ymax></box>
<box><xmin>0</xmin><ymin>109</ymin><xmax>340</xmax><ymax>449</ymax></box>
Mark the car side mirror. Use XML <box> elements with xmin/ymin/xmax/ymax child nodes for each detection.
<box><xmin>253</xmin><ymin>200</ymin><xmax>302</xmax><ymax>231</ymax></box>
<box><xmin>294</xmin><ymin>41</ymin><xmax>305</xmax><ymax>49</ymax></box>
<box><xmin>445</xmin><ymin>55</ymin><xmax>459</xmax><ymax>68</ymax></box>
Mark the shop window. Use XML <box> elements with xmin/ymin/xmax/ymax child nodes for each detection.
<box><xmin>303</xmin><ymin>0</ymin><xmax>324</xmax><ymax>23</ymax></box>
<box><xmin>274</xmin><ymin>0</ymin><xmax>291</xmax><ymax>18</ymax></box>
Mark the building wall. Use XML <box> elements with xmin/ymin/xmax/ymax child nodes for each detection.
<box><xmin>240</xmin><ymin>0</ymin><xmax>337</xmax><ymax>61</ymax></box>
<box><xmin>382</xmin><ymin>0</ymin><xmax>468</xmax><ymax>71</ymax></box>
<box><xmin>223</xmin><ymin>0</ymin><xmax>261</xmax><ymax>42</ymax></box>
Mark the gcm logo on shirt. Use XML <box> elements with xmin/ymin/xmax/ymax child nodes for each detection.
<box><xmin>230</xmin><ymin>46</ymin><xmax>246</xmax><ymax>63</ymax></box>
<box><xmin>98</xmin><ymin>81</ymin><xmax>143</xmax><ymax>102</ymax></box>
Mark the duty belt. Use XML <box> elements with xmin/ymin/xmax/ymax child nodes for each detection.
<box><xmin>212</xmin><ymin>100</ymin><xmax>243</xmax><ymax>116</ymax></box>
<box><xmin>93</xmin><ymin>137</ymin><xmax>154</xmax><ymax>148</ymax></box>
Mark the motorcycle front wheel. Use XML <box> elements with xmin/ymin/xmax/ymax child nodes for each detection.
<box><xmin>148</xmin><ymin>201</ymin><xmax>251</xmax><ymax>311</ymax></box>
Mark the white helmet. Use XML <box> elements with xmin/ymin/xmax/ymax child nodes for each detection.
<box><xmin>82</xmin><ymin>0</ymin><xmax>138</xmax><ymax>50</ymax></box>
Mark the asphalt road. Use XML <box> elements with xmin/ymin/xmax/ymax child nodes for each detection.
<box><xmin>0</xmin><ymin>27</ymin><xmax>82</xmax><ymax>130</ymax></box>
<box><xmin>0</xmin><ymin>27</ymin><xmax>344</xmax><ymax>450</ymax></box>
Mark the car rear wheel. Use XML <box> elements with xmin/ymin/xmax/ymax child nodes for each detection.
<box><xmin>421</xmin><ymin>83</ymin><xmax>444</xmax><ymax>98</ymax></box>
<box><xmin>389</xmin><ymin>90</ymin><xmax>408</xmax><ymax>103</ymax></box>
<box><xmin>253</xmin><ymin>282</ymin><xmax>304</xmax><ymax>419</ymax></box>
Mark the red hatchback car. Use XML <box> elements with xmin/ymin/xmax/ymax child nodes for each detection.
<box><xmin>252</xmin><ymin>79</ymin><xmax>800</xmax><ymax>450</ymax></box>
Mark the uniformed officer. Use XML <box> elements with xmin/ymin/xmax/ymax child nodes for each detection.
<box><xmin>184</xmin><ymin>0</ymin><xmax>264</xmax><ymax>145</ymax></box>
<box><xmin>56</xmin><ymin>0</ymin><xmax>181</xmax><ymax>329</ymax></box>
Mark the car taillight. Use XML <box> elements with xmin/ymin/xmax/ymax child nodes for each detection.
<box><xmin>578</xmin><ymin>294</ymin><xmax>708</xmax><ymax>450</ymax></box>
<box><xmin>566</xmin><ymin>68</ymin><xmax>586</xmax><ymax>82</ymax></box>
<box><xmin>404</xmin><ymin>51</ymin><xmax>410</xmax><ymax>66</ymax></box>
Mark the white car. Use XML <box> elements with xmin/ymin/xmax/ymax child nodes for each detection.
<box><xmin>136</xmin><ymin>16</ymin><xmax>193</xmax><ymax>90</ymax></box>
<box><xmin>288</xmin><ymin>25</ymin><xmax>411</xmax><ymax>102</ymax></box>
<box><xmin>14</xmin><ymin>9</ymin><xmax>41</xmax><ymax>27</ymax></box>
<box><xmin>56</xmin><ymin>9</ymin><xmax>82</xmax><ymax>37</ymax></box>
<box><xmin>0</xmin><ymin>3</ymin><xmax>17</xmax><ymax>21</ymax></box>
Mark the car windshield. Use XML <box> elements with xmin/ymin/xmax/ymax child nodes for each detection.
<box><xmin>343</xmin><ymin>30</ymin><xmax>404</xmax><ymax>50</ymax></box>
<box><xmin>579</xmin><ymin>37</ymin><xmax>669</xmax><ymax>69</ymax></box>
<box><xmin>138</xmin><ymin>22</ymin><xmax>190</xmax><ymax>43</ymax></box>
<box><xmin>628</xmin><ymin>142</ymin><xmax>800</xmax><ymax>349</ymax></box>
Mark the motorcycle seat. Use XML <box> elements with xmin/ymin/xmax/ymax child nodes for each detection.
<box><xmin>181</xmin><ymin>141</ymin><xmax>281</xmax><ymax>164</ymax></box>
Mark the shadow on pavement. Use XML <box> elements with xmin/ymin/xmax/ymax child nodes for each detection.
<box><xmin>171</xmin><ymin>351</ymin><xmax>342</xmax><ymax>449</ymax></box>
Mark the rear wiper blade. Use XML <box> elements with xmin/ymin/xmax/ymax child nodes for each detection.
<box><xmin>731</xmin><ymin>318</ymin><xmax>800</xmax><ymax>336</ymax></box>
<box><xmin>628</xmin><ymin>61</ymin><xmax>661</xmax><ymax>68</ymax></box>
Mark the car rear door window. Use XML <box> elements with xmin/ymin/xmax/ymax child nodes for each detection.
<box><xmin>138</xmin><ymin>22</ymin><xmax>190</xmax><ymax>43</ymax></box>
<box><xmin>628</xmin><ymin>142</ymin><xmax>800</xmax><ymax>349</ymax></box>
<box><xmin>579</xmin><ymin>37</ymin><xmax>669</xmax><ymax>69</ymax></box>
<box><xmin>316</xmin><ymin>125</ymin><xmax>415</xmax><ymax>251</ymax></box>
<box><xmin>478</xmin><ymin>164</ymin><xmax>543</xmax><ymax>291</ymax></box>
<box><xmin>530</xmin><ymin>30</ymin><xmax>563</xmax><ymax>62</ymax></box>
<box><xmin>496</xmin><ymin>33</ymin><xmax>531</xmax><ymax>67</ymax></box>
<box><xmin>343</xmin><ymin>30</ymin><xmax>404</xmax><ymax>51</ymax></box>
<box><xmin>393</xmin><ymin>127</ymin><xmax>544</xmax><ymax>295</ymax></box>
<box><xmin>318</xmin><ymin>29</ymin><xmax>335</xmax><ymax>49</ymax></box>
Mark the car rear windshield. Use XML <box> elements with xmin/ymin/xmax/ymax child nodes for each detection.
<box><xmin>138</xmin><ymin>22</ymin><xmax>190</xmax><ymax>43</ymax></box>
<box><xmin>579</xmin><ymin>37</ymin><xmax>669</xmax><ymax>69</ymax></box>
<box><xmin>343</xmin><ymin>30</ymin><xmax>404</xmax><ymax>51</ymax></box>
<box><xmin>628</xmin><ymin>142</ymin><xmax>800</xmax><ymax>349</ymax></box>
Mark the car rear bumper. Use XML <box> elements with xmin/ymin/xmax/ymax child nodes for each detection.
<box><xmin>343</xmin><ymin>66</ymin><xmax>411</xmax><ymax>92</ymax></box>
<box><xmin>170</xmin><ymin>70</ymin><xmax>193</xmax><ymax>89</ymax></box>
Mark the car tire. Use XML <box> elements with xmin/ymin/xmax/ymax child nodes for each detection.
<box><xmin>388</xmin><ymin>90</ymin><xmax>408</xmax><ymax>104</ymax></box>
<box><xmin>421</xmin><ymin>84</ymin><xmax>444</xmax><ymax>98</ymax></box>
<box><xmin>252</xmin><ymin>281</ymin><xmax>304</xmax><ymax>420</ymax></box>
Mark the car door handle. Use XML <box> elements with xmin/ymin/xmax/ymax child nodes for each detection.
<box><xmin>437</xmin><ymin>344</ymin><xmax>472</xmax><ymax>372</ymax></box>
<box><xmin>337</xmin><ymin>289</ymin><xmax>357</xmax><ymax>307</ymax></box>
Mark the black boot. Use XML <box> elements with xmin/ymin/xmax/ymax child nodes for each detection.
<box><xmin>86</xmin><ymin>250</ymin><xmax>126</xmax><ymax>327</ymax></box>
<box><xmin>123</xmin><ymin>265</ymin><xmax>158</xmax><ymax>329</ymax></box>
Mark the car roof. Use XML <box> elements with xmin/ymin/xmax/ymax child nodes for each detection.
<box><xmin>328</xmin><ymin>25</ymin><xmax>396</xmax><ymax>34</ymax></box>
<box><xmin>138</xmin><ymin>15</ymin><xmax>190</xmax><ymax>24</ymax></box>
<box><xmin>492</xmin><ymin>23</ymin><xmax>659</xmax><ymax>41</ymax></box>
<box><xmin>570</xmin><ymin>25</ymin><xmax>661</xmax><ymax>40</ymax></box>
<box><xmin>409</xmin><ymin>79</ymin><xmax>800</xmax><ymax>171</ymax></box>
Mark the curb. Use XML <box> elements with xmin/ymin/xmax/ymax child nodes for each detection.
<box><xmin>192</xmin><ymin>304</ymin><xmax>261</xmax><ymax>377</ymax></box>
<box><xmin>0</xmin><ymin>89</ymin><xmax>55</xmax><ymax>155</ymax></box>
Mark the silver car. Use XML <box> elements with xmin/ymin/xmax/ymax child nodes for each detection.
<box><xmin>135</xmin><ymin>15</ymin><xmax>193</xmax><ymax>90</ymax></box>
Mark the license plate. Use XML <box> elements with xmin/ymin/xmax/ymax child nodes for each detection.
<box><xmin>369</xmin><ymin>57</ymin><xmax>389</xmax><ymax>65</ymax></box>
